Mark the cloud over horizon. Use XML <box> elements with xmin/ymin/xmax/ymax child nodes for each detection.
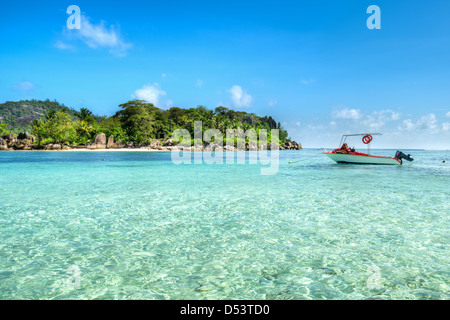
<box><xmin>132</xmin><ymin>83</ymin><xmax>172</xmax><ymax>109</ymax></box>
<box><xmin>229</xmin><ymin>85</ymin><xmax>253</xmax><ymax>108</ymax></box>
<box><xmin>288</xmin><ymin>105</ymin><xmax>450</xmax><ymax>149</ymax></box>
<box><xmin>399</xmin><ymin>114</ymin><xmax>439</xmax><ymax>132</ymax></box>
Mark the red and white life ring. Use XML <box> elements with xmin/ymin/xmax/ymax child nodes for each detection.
<box><xmin>362</xmin><ymin>135</ymin><xmax>373</xmax><ymax>144</ymax></box>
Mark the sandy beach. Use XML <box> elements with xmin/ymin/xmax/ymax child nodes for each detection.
<box><xmin>65</xmin><ymin>148</ymin><xmax>165</xmax><ymax>152</ymax></box>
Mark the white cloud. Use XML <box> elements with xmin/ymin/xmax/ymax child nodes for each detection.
<box><xmin>161</xmin><ymin>73</ymin><xmax>167</xmax><ymax>78</ymax></box>
<box><xmin>229</xmin><ymin>85</ymin><xmax>253</xmax><ymax>108</ymax></box>
<box><xmin>399</xmin><ymin>114</ymin><xmax>438</xmax><ymax>132</ymax></box>
<box><xmin>390</xmin><ymin>112</ymin><xmax>401</xmax><ymax>121</ymax></box>
<box><xmin>300</xmin><ymin>110</ymin><xmax>450</xmax><ymax>149</ymax></box>
<box><xmin>374</xmin><ymin>110</ymin><xmax>401</xmax><ymax>121</ymax></box>
<box><xmin>54</xmin><ymin>40</ymin><xmax>75</xmax><ymax>51</ymax></box>
<box><xmin>267</xmin><ymin>100</ymin><xmax>278</xmax><ymax>107</ymax></box>
<box><xmin>363</xmin><ymin>110</ymin><xmax>402</xmax><ymax>130</ymax></box>
<box><xmin>300</xmin><ymin>79</ymin><xmax>316</xmax><ymax>85</ymax></box>
<box><xmin>295</xmin><ymin>121</ymin><xmax>301</xmax><ymax>127</ymax></box>
<box><xmin>13</xmin><ymin>81</ymin><xmax>36</xmax><ymax>92</ymax></box>
<box><xmin>73</xmin><ymin>16</ymin><xmax>132</xmax><ymax>56</ymax></box>
<box><xmin>333</xmin><ymin>108</ymin><xmax>362</xmax><ymax>120</ymax></box>
<box><xmin>416</xmin><ymin>114</ymin><xmax>438</xmax><ymax>130</ymax></box>
<box><xmin>307</xmin><ymin>124</ymin><xmax>325</xmax><ymax>130</ymax></box>
<box><xmin>416</xmin><ymin>113</ymin><xmax>437</xmax><ymax>130</ymax></box>
<box><xmin>331</xmin><ymin>108</ymin><xmax>402</xmax><ymax>130</ymax></box>
<box><xmin>400</xmin><ymin>119</ymin><xmax>415</xmax><ymax>131</ymax></box>
<box><xmin>446</xmin><ymin>111</ymin><xmax>450</xmax><ymax>118</ymax></box>
<box><xmin>132</xmin><ymin>83</ymin><xmax>171</xmax><ymax>108</ymax></box>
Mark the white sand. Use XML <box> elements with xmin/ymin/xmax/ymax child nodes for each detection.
<box><xmin>65</xmin><ymin>148</ymin><xmax>165</xmax><ymax>152</ymax></box>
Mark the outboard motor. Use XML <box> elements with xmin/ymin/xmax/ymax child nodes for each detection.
<box><xmin>395</xmin><ymin>151</ymin><xmax>414</xmax><ymax>164</ymax></box>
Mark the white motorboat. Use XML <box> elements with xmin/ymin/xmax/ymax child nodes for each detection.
<box><xmin>324</xmin><ymin>133</ymin><xmax>414</xmax><ymax>165</ymax></box>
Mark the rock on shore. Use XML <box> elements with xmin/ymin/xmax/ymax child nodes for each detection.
<box><xmin>87</xmin><ymin>133</ymin><xmax>107</xmax><ymax>149</ymax></box>
<box><xmin>107</xmin><ymin>135</ymin><xmax>115</xmax><ymax>149</ymax></box>
<box><xmin>280</xmin><ymin>140</ymin><xmax>302</xmax><ymax>150</ymax></box>
<box><xmin>150</xmin><ymin>139</ymin><xmax>161</xmax><ymax>149</ymax></box>
<box><xmin>0</xmin><ymin>131</ymin><xmax>302</xmax><ymax>152</ymax></box>
<box><xmin>44</xmin><ymin>144</ymin><xmax>71</xmax><ymax>151</ymax></box>
<box><xmin>1</xmin><ymin>132</ymin><xmax>38</xmax><ymax>150</ymax></box>
<box><xmin>0</xmin><ymin>138</ymin><xmax>7</xmax><ymax>150</ymax></box>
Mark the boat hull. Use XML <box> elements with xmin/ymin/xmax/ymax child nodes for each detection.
<box><xmin>324</xmin><ymin>152</ymin><xmax>401</xmax><ymax>165</ymax></box>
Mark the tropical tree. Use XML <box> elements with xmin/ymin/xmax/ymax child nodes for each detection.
<box><xmin>98</xmin><ymin>117</ymin><xmax>127</xmax><ymax>142</ymax></box>
<box><xmin>31</xmin><ymin>119</ymin><xmax>45</xmax><ymax>145</ymax></box>
<box><xmin>76</xmin><ymin>107</ymin><xmax>96</xmax><ymax>124</ymax></box>
<box><xmin>115</xmin><ymin>100</ymin><xmax>158</xmax><ymax>145</ymax></box>
<box><xmin>45</xmin><ymin>111</ymin><xmax>76</xmax><ymax>144</ymax></box>
<box><xmin>75</xmin><ymin>119</ymin><xmax>97</xmax><ymax>145</ymax></box>
<box><xmin>0</xmin><ymin>123</ymin><xmax>10</xmax><ymax>135</ymax></box>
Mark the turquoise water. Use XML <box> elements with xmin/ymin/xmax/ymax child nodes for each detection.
<box><xmin>0</xmin><ymin>150</ymin><xmax>448</xmax><ymax>300</ymax></box>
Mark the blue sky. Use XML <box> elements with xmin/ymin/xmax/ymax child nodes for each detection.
<box><xmin>1</xmin><ymin>0</ymin><xmax>450</xmax><ymax>149</ymax></box>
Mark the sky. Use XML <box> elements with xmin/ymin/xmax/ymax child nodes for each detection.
<box><xmin>1</xmin><ymin>0</ymin><xmax>449</xmax><ymax>149</ymax></box>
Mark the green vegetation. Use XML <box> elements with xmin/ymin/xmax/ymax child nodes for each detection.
<box><xmin>31</xmin><ymin>110</ymin><xmax>76</xmax><ymax>145</ymax></box>
<box><xmin>1</xmin><ymin>99</ymin><xmax>290</xmax><ymax>146</ymax></box>
<box><xmin>0</xmin><ymin>123</ymin><xmax>9</xmax><ymax>135</ymax></box>
<box><xmin>0</xmin><ymin>99</ymin><xmax>80</xmax><ymax>134</ymax></box>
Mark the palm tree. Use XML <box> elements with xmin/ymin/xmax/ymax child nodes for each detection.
<box><xmin>76</xmin><ymin>108</ymin><xmax>93</xmax><ymax>121</ymax></box>
<box><xmin>242</xmin><ymin>122</ymin><xmax>251</xmax><ymax>132</ymax></box>
<box><xmin>31</xmin><ymin>119</ymin><xmax>45</xmax><ymax>145</ymax></box>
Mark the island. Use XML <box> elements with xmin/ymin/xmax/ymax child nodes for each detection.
<box><xmin>0</xmin><ymin>99</ymin><xmax>302</xmax><ymax>151</ymax></box>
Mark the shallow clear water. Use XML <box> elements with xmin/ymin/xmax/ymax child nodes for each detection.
<box><xmin>0</xmin><ymin>150</ymin><xmax>448</xmax><ymax>300</ymax></box>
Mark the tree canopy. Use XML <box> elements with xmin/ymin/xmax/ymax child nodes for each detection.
<box><xmin>1</xmin><ymin>99</ymin><xmax>290</xmax><ymax>146</ymax></box>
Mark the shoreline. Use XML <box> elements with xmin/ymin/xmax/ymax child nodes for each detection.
<box><xmin>67</xmin><ymin>148</ymin><xmax>163</xmax><ymax>152</ymax></box>
<box><xmin>2</xmin><ymin>132</ymin><xmax>303</xmax><ymax>152</ymax></box>
<box><xmin>2</xmin><ymin>148</ymin><xmax>446</xmax><ymax>152</ymax></box>
<box><xmin>3</xmin><ymin>148</ymin><xmax>294</xmax><ymax>152</ymax></box>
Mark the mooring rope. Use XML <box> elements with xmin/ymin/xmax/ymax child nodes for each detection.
<box><xmin>288</xmin><ymin>149</ymin><xmax>327</xmax><ymax>164</ymax></box>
